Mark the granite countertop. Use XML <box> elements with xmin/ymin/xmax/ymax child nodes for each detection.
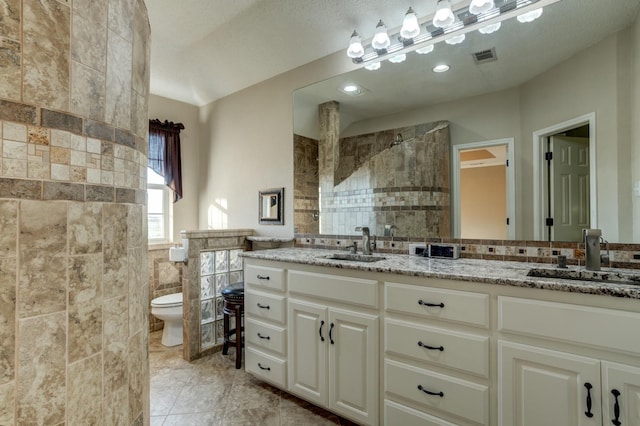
<box><xmin>246</xmin><ymin>236</ymin><xmax>295</xmax><ymax>242</ymax></box>
<box><xmin>241</xmin><ymin>248</ymin><xmax>640</xmax><ymax>299</ymax></box>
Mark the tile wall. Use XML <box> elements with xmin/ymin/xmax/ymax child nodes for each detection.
<box><xmin>0</xmin><ymin>0</ymin><xmax>151</xmax><ymax>424</ymax></box>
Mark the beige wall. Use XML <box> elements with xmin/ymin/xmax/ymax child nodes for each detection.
<box><xmin>632</xmin><ymin>13</ymin><xmax>640</xmax><ymax>242</ymax></box>
<box><xmin>148</xmin><ymin>94</ymin><xmax>200</xmax><ymax>241</ymax></box>
<box><xmin>193</xmin><ymin>21</ymin><xmax>639</xmax><ymax>242</ymax></box>
<box><xmin>461</xmin><ymin>166</ymin><xmax>507</xmax><ymax>239</ymax></box>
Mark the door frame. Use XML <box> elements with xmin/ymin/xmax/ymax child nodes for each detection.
<box><xmin>532</xmin><ymin>113</ymin><xmax>597</xmax><ymax>241</ymax></box>
<box><xmin>452</xmin><ymin>138</ymin><xmax>515</xmax><ymax>239</ymax></box>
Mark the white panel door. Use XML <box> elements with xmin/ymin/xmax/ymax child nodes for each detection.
<box><xmin>601</xmin><ymin>361</ymin><xmax>640</xmax><ymax>426</ymax></box>
<box><xmin>287</xmin><ymin>299</ymin><xmax>328</xmax><ymax>407</ymax></box>
<box><xmin>499</xmin><ymin>341</ymin><xmax>601</xmax><ymax>426</ymax></box>
<box><xmin>328</xmin><ymin>308</ymin><xmax>379</xmax><ymax>426</ymax></box>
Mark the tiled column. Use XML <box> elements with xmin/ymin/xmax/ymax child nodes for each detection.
<box><xmin>0</xmin><ymin>0</ymin><xmax>151</xmax><ymax>425</ymax></box>
<box><xmin>318</xmin><ymin>101</ymin><xmax>340</xmax><ymax>233</ymax></box>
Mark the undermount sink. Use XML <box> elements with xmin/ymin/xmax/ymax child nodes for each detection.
<box><xmin>325</xmin><ymin>253</ymin><xmax>386</xmax><ymax>263</ymax></box>
<box><xmin>527</xmin><ymin>268</ymin><xmax>640</xmax><ymax>286</ymax></box>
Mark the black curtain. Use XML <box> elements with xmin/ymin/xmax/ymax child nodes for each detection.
<box><xmin>148</xmin><ymin>119</ymin><xmax>184</xmax><ymax>202</ymax></box>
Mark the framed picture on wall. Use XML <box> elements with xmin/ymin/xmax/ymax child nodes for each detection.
<box><xmin>258</xmin><ymin>188</ymin><xmax>284</xmax><ymax>225</ymax></box>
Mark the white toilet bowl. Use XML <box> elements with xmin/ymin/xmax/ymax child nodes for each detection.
<box><xmin>151</xmin><ymin>292</ymin><xmax>183</xmax><ymax>347</ymax></box>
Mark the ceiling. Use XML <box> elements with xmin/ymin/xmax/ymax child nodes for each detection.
<box><xmin>146</xmin><ymin>0</ymin><xmax>453</xmax><ymax>106</ymax></box>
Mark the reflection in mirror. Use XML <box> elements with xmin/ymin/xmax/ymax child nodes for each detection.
<box><xmin>259</xmin><ymin>188</ymin><xmax>284</xmax><ymax>225</ymax></box>
<box><xmin>293</xmin><ymin>0</ymin><xmax>640</xmax><ymax>243</ymax></box>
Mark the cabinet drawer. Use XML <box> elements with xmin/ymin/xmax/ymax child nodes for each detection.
<box><xmin>385</xmin><ymin>319</ymin><xmax>489</xmax><ymax>377</ymax></box>
<box><xmin>245</xmin><ymin>290</ymin><xmax>286</xmax><ymax>325</ymax></box>
<box><xmin>385</xmin><ymin>360</ymin><xmax>489</xmax><ymax>425</ymax></box>
<box><xmin>289</xmin><ymin>270</ymin><xmax>378</xmax><ymax>308</ymax></box>
<box><xmin>245</xmin><ymin>348</ymin><xmax>286</xmax><ymax>388</ymax></box>
<box><xmin>498</xmin><ymin>296</ymin><xmax>640</xmax><ymax>355</ymax></box>
<box><xmin>245</xmin><ymin>264</ymin><xmax>286</xmax><ymax>291</ymax></box>
<box><xmin>384</xmin><ymin>400</ymin><xmax>458</xmax><ymax>426</ymax></box>
<box><xmin>245</xmin><ymin>318</ymin><xmax>286</xmax><ymax>356</ymax></box>
<box><xmin>385</xmin><ymin>282</ymin><xmax>489</xmax><ymax>328</ymax></box>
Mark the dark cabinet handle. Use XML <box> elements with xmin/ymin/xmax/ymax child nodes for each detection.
<box><xmin>258</xmin><ymin>362</ymin><xmax>271</xmax><ymax>371</ymax></box>
<box><xmin>418</xmin><ymin>341</ymin><xmax>444</xmax><ymax>351</ymax></box>
<box><xmin>585</xmin><ymin>382</ymin><xmax>594</xmax><ymax>418</ymax></box>
<box><xmin>418</xmin><ymin>300</ymin><xmax>445</xmax><ymax>308</ymax></box>
<box><xmin>329</xmin><ymin>323</ymin><xmax>335</xmax><ymax>345</ymax></box>
<box><xmin>319</xmin><ymin>320</ymin><xmax>325</xmax><ymax>342</ymax></box>
<box><xmin>257</xmin><ymin>333</ymin><xmax>270</xmax><ymax>340</ymax></box>
<box><xmin>611</xmin><ymin>389</ymin><xmax>621</xmax><ymax>426</ymax></box>
<box><xmin>256</xmin><ymin>303</ymin><xmax>270</xmax><ymax>309</ymax></box>
<box><xmin>257</xmin><ymin>275</ymin><xmax>270</xmax><ymax>280</ymax></box>
<box><xmin>417</xmin><ymin>385</ymin><xmax>444</xmax><ymax>397</ymax></box>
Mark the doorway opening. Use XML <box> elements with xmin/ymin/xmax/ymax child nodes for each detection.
<box><xmin>453</xmin><ymin>138</ymin><xmax>515</xmax><ymax>240</ymax></box>
<box><xmin>533</xmin><ymin>113</ymin><xmax>596</xmax><ymax>241</ymax></box>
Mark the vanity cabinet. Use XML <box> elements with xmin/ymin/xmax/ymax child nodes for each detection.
<box><xmin>287</xmin><ymin>270</ymin><xmax>379</xmax><ymax>426</ymax></box>
<box><xmin>498</xmin><ymin>297</ymin><xmax>640</xmax><ymax>426</ymax></box>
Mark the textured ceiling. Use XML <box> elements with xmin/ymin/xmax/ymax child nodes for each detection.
<box><xmin>148</xmin><ymin>0</ymin><xmax>640</xmax><ymax>107</ymax></box>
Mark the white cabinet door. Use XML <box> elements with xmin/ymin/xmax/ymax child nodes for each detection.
<box><xmin>328</xmin><ymin>308</ymin><xmax>379</xmax><ymax>426</ymax></box>
<box><xmin>601</xmin><ymin>361</ymin><xmax>640</xmax><ymax>426</ymax></box>
<box><xmin>287</xmin><ymin>299</ymin><xmax>328</xmax><ymax>407</ymax></box>
<box><xmin>499</xmin><ymin>341</ymin><xmax>601</xmax><ymax>426</ymax></box>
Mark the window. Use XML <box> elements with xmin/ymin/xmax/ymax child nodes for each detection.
<box><xmin>147</xmin><ymin>168</ymin><xmax>172</xmax><ymax>242</ymax></box>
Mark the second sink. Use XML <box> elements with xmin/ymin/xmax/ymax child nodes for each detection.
<box><xmin>326</xmin><ymin>253</ymin><xmax>386</xmax><ymax>263</ymax></box>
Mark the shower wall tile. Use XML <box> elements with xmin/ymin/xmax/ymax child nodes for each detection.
<box><xmin>0</xmin><ymin>381</ymin><xmax>15</xmax><ymax>425</ymax></box>
<box><xmin>0</xmin><ymin>200</ymin><xmax>17</xmax><ymax>257</ymax></box>
<box><xmin>68</xmin><ymin>203</ymin><xmax>103</xmax><ymax>254</ymax></box>
<box><xmin>128</xmin><ymin>203</ymin><xmax>143</xmax><ymax>248</ymax></box>
<box><xmin>71</xmin><ymin>11</ymin><xmax>107</xmax><ymax>72</ymax></box>
<box><xmin>0</xmin><ymin>258</ymin><xmax>16</xmax><ymax>385</ymax></box>
<box><xmin>129</xmin><ymin>247</ymin><xmax>144</xmax><ymax>337</ymax></box>
<box><xmin>128</xmin><ymin>330</ymin><xmax>145</xmax><ymax>422</ymax></box>
<box><xmin>0</xmin><ymin>38</ymin><xmax>21</xmax><ymax>101</ymax></box>
<box><xmin>0</xmin><ymin>0</ymin><xmax>21</xmax><ymax>40</ymax></box>
<box><xmin>17</xmin><ymin>312</ymin><xmax>66</xmax><ymax>425</ymax></box>
<box><xmin>68</xmin><ymin>253</ymin><xmax>102</xmax><ymax>363</ymax></box>
<box><xmin>105</xmin><ymin>30</ymin><xmax>132</xmax><ymax>130</ymax></box>
<box><xmin>22</xmin><ymin>0</ymin><xmax>70</xmax><ymax>111</ymax></box>
<box><xmin>103</xmin><ymin>294</ymin><xmax>129</xmax><ymax>425</ymax></box>
<box><xmin>67</xmin><ymin>354</ymin><xmax>102</xmax><ymax>425</ymax></box>
<box><xmin>0</xmin><ymin>100</ymin><xmax>37</xmax><ymax>125</ymax></box>
<box><xmin>72</xmin><ymin>0</ymin><xmax>108</xmax><ymax>28</ymax></box>
<box><xmin>71</xmin><ymin>61</ymin><xmax>106</xmax><ymax>121</ymax></box>
<box><xmin>108</xmin><ymin>0</ymin><xmax>133</xmax><ymax>41</ymax></box>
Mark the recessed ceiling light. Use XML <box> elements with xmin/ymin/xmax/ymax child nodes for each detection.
<box><xmin>433</xmin><ymin>64</ymin><xmax>450</xmax><ymax>73</ymax></box>
<box><xmin>339</xmin><ymin>83</ymin><xmax>367</xmax><ymax>96</ymax></box>
<box><xmin>343</xmin><ymin>85</ymin><xmax>358</xmax><ymax>92</ymax></box>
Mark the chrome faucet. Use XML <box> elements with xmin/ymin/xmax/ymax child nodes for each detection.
<box><xmin>583</xmin><ymin>228</ymin><xmax>603</xmax><ymax>271</ymax></box>
<box><xmin>355</xmin><ymin>226</ymin><xmax>372</xmax><ymax>255</ymax></box>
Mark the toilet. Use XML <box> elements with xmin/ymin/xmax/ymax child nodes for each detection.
<box><xmin>151</xmin><ymin>292</ymin><xmax>183</xmax><ymax>347</ymax></box>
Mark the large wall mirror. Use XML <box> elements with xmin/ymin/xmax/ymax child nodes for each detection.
<box><xmin>293</xmin><ymin>0</ymin><xmax>640</xmax><ymax>244</ymax></box>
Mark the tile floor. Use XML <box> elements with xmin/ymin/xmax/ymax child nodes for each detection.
<box><xmin>150</xmin><ymin>331</ymin><xmax>359</xmax><ymax>425</ymax></box>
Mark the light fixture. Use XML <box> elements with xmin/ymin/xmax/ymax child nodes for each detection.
<box><xmin>346</xmin><ymin>30</ymin><xmax>364</xmax><ymax>59</ymax></box>
<box><xmin>469</xmin><ymin>0</ymin><xmax>495</xmax><ymax>15</ymax></box>
<box><xmin>433</xmin><ymin>64</ymin><xmax>450</xmax><ymax>72</ymax></box>
<box><xmin>339</xmin><ymin>83</ymin><xmax>366</xmax><ymax>96</ymax></box>
<box><xmin>346</xmin><ymin>0</ymin><xmax>558</xmax><ymax>66</ymax></box>
<box><xmin>371</xmin><ymin>20</ymin><xmax>391</xmax><ymax>50</ymax></box>
<box><xmin>416</xmin><ymin>44</ymin><xmax>434</xmax><ymax>54</ymax></box>
<box><xmin>343</xmin><ymin>84</ymin><xmax>359</xmax><ymax>92</ymax></box>
<box><xmin>479</xmin><ymin>22</ymin><xmax>501</xmax><ymax>34</ymax></box>
<box><xmin>400</xmin><ymin>7</ymin><xmax>420</xmax><ymax>39</ymax></box>
<box><xmin>517</xmin><ymin>7</ymin><xmax>543</xmax><ymax>23</ymax></box>
<box><xmin>433</xmin><ymin>0</ymin><xmax>455</xmax><ymax>28</ymax></box>
<box><xmin>388</xmin><ymin>53</ymin><xmax>407</xmax><ymax>63</ymax></box>
<box><xmin>364</xmin><ymin>61</ymin><xmax>381</xmax><ymax>71</ymax></box>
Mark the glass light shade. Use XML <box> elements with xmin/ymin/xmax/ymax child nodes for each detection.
<box><xmin>371</xmin><ymin>20</ymin><xmax>391</xmax><ymax>50</ymax></box>
<box><xmin>388</xmin><ymin>53</ymin><xmax>406</xmax><ymax>63</ymax></box>
<box><xmin>346</xmin><ymin>30</ymin><xmax>364</xmax><ymax>58</ymax></box>
<box><xmin>469</xmin><ymin>0</ymin><xmax>495</xmax><ymax>15</ymax></box>
<box><xmin>400</xmin><ymin>7</ymin><xmax>420</xmax><ymax>39</ymax></box>
<box><xmin>445</xmin><ymin>33</ymin><xmax>465</xmax><ymax>45</ymax></box>
<box><xmin>479</xmin><ymin>22</ymin><xmax>501</xmax><ymax>34</ymax></box>
<box><xmin>364</xmin><ymin>62</ymin><xmax>381</xmax><ymax>71</ymax></box>
<box><xmin>433</xmin><ymin>64</ymin><xmax>450</xmax><ymax>72</ymax></box>
<box><xmin>416</xmin><ymin>44</ymin><xmax>434</xmax><ymax>54</ymax></box>
<box><xmin>433</xmin><ymin>0</ymin><xmax>455</xmax><ymax>28</ymax></box>
<box><xmin>517</xmin><ymin>8</ymin><xmax>543</xmax><ymax>23</ymax></box>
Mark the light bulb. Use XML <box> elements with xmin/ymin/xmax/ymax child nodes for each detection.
<box><xmin>364</xmin><ymin>62</ymin><xmax>381</xmax><ymax>71</ymax></box>
<box><xmin>371</xmin><ymin>20</ymin><xmax>391</xmax><ymax>50</ymax></box>
<box><xmin>346</xmin><ymin>30</ymin><xmax>364</xmax><ymax>59</ymax></box>
<box><xmin>433</xmin><ymin>64</ymin><xmax>450</xmax><ymax>73</ymax></box>
<box><xmin>400</xmin><ymin>7</ymin><xmax>420</xmax><ymax>39</ymax></box>
<box><xmin>469</xmin><ymin>0</ymin><xmax>495</xmax><ymax>15</ymax></box>
<box><xmin>445</xmin><ymin>33</ymin><xmax>465</xmax><ymax>45</ymax></box>
<box><xmin>517</xmin><ymin>8</ymin><xmax>543</xmax><ymax>23</ymax></box>
<box><xmin>388</xmin><ymin>54</ymin><xmax>406</xmax><ymax>64</ymax></box>
<box><xmin>479</xmin><ymin>22</ymin><xmax>501</xmax><ymax>34</ymax></box>
<box><xmin>416</xmin><ymin>45</ymin><xmax>434</xmax><ymax>54</ymax></box>
<box><xmin>433</xmin><ymin>0</ymin><xmax>455</xmax><ymax>28</ymax></box>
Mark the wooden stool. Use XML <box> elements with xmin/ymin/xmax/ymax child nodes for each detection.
<box><xmin>221</xmin><ymin>283</ymin><xmax>244</xmax><ymax>369</ymax></box>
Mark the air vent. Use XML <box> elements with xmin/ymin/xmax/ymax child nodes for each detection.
<box><xmin>473</xmin><ymin>48</ymin><xmax>497</xmax><ymax>64</ymax></box>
